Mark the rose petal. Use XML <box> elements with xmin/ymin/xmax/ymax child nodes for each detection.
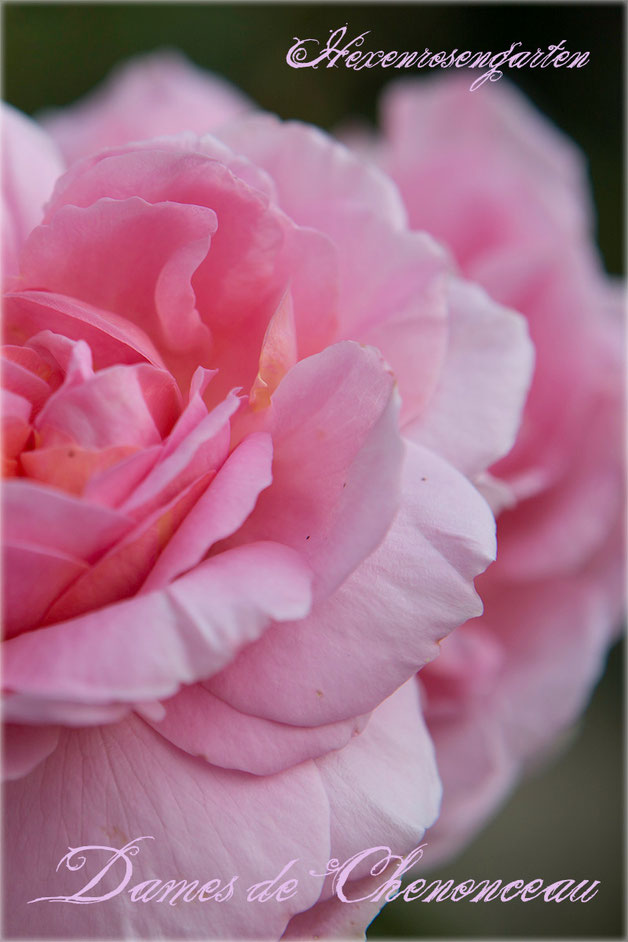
<box><xmin>217</xmin><ymin>115</ymin><xmax>407</xmax><ymax>233</ymax></box>
<box><xmin>1</xmin><ymin>104</ymin><xmax>63</xmax><ymax>278</ymax></box>
<box><xmin>3</xmin><ymin>714</ymin><xmax>330</xmax><ymax>940</ymax></box>
<box><xmin>1</xmin><ymin>354</ymin><xmax>51</xmax><ymax>414</ymax></box>
<box><xmin>41</xmin><ymin>50</ymin><xmax>251</xmax><ymax>164</ymax></box>
<box><xmin>21</xmin><ymin>444</ymin><xmax>140</xmax><ymax>497</ymax></box>
<box><xmin>224</xmin><ymin>341</ymin><xmax>404</xmax><ymax>602</ymax></box>
<box><xmin>20</xmin><ymin>197</ymin><xmax>216</xmax><ymax>368</ymax></box>
<box><xmin>4</xmin><ymin>291</ymin><xmax>166</xmax><ymax>370</ymax></box>
<box><xmin>313</xmin><ymin>679</ymin><xmax>441</xmax><ymax>882</ymax></box>
<box><xmin>495</xmin><ymin>388</ymin><xmax>623</xmax><ymax>581</ymax></box>
<box><xmin>217</xmin><ymin>115</ymin><xmax>450</xmax><ymax>409</ymax></box>
<box><xmin>119</xmin><ymin>390</ymin><xmax>240</xmax><ymax>520</ymax></box>
<box><xmin>42</xmin><ymin>145</ymin><xmax>341</xmax><ymax>398</ymax></box>
<box><xmin>43</xmin><ymin>471</ymin><xmax>214</xmax><ymax>624</ymax></box>
<box><xmin>422</xmin><ymin>521</ymin><xmax>625</xmax><ymax>865</ymax></box>
<box><xmin>35</xmin><ymin>363</ymin><xmax>181</xmax><ymax>450</ymax></box>
<box><xmin>208</xmin><ymin>439</ymin><xmax>495</xmax><ymax>727</ymax></box>
<box><xmin>3</xmin><ymin>479</ymin><xmax>132</xmax><ymax>561</ymax></box>
<box><xmin>1</xmin><ymin>389</ymin><xmax>32</xmax><ymax>468</ymax></box>
<box><xmin>2</xmin><ymin>724</ymin><xmax>60</xmax><ymax>782</ymax></box>
<box><xmin>407</xmin><ymin>275</ymin><xmax>534</xmax><ymax>476</ymax></box>
<box><xmin>379</xmin><ymin>77</ymin><xmax>590</xmax><ymax>267</ymax></box>
<box><xmin>2</xmin><ymin>542</ymin><xmax>88</xmax><ymax>638</ymax></box>
<box><xmin>142</xmin><ymin>432</ymin><xmax>273</xmax><ymax>591</ymax></box>
<box><xmin>147</xmin><ymin>683</ymin><xmax>369</xmax><ymax>776</ymax></box>
<box><xmin>4</xmin><ymin>542</ymin><xmax>313</xmax><ymax>709</ymax></box>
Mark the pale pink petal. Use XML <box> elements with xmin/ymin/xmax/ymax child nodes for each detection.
<box><xmin>216</xmin><ymin>116</ymin><xmax>450</xmax><ymax>412</ymax></box>
<box><xmin>147</xmin><ymin>683</ymin><xmax>369</xmax><ymax>775</ymax></box>
<box><xmin>473</xmin><ymin>471</ymin><xmax>517</xmax><ymax>517</ymax></box>
<box><xmin>2</xmin><ymin>343</ymin><xmax>59</xmax><ymax>379</ymax></box>
<box><xmin>4</xmin><ymin>542</ymin><xmax>313</xmax><ymax>710</ymax></box>
<box><xmin>380</xmin><ymin>77</ymin><xmax>591</xmax><ymax>266</ymax></box>
<box><xmin>41</xmin><ymin>145</ymin><xmax>333</xmax><ymax>400</ymax></box>
<box><xmin>284</xmin><ymin>682</ymin><xmax>443</xmax><ymax>937</ymax></box>
<box><xmin>283</xmin><ymin>877</ymin><xmax>385</xmax><ymax>940</ymax></box>
<box><xmin>43</xmin><ymin>471</ymin><xmax>213</xmax><ymax>624</ymax></box>
<box><xmin>20</xmin><ymin>197</ymin><xmax>216</xmax><ymax>363</ymax></box>
<box><xmin>41</xmin><ymin>150</ymin><xmax>282</xmax><ymax>329</ymax></box>
<box><xmin>422</xmin><ymin>523</ymin><xmax>625</xmax><ymax>864</ymax></box>
<box><xmin>278</xmin><ymin>224</ymin><xmax>339</xmax><ymax>361</ymax></box>
<box><xmin>313</xmin><ymin>680</ymin><xmax>440</xmax><ymax>884</ymax></box>
<box><xmin>217</xmin><ymin>114</ymin><xmax>407</xmax><ymax>232</ymax></box>
<box><xmin>35</xmin><ymin>363</ymin><xmax>181</xmax><ymax>450</ymax></box>
<box><xmin>332</xmin><ymin>214</ymin><xmax>449</xmax><ymax>423</ymax></box>
<box><xmin>3</xmin><ymin>479</ymin><xmax>131</xmax><ymax>561</ymax></box>
<box><xmin>29</xmin><ymin>331</ymin><xmax>93</xmax><ymax>386</ymax></box>
<box><xmin>143</xmin><ymin>432</ymin><xmax>273</xmax><ymax>591</ymax></box>
<box><xmin>421</xmin><ymin>623</ymin><xmax>504</xmax><ymax>707</ymax></box>
<box><xmin>208</xmin><ymin>440</ymin><xmax>495</xmax><ymax>727</ymax></box>
<box><xmin>482</xmin><ymin>528</ymin><xmax>625</xmax><ymax>757</ymax></box>
<box><xmin>475</xmin><ymin>246</ymin><xmax>608</xmax><ymax>498</ymax></box>
<box><xmin>419</xmin><ymin>684</ymin><xmax>516</xmax><ymax>867</ymax></box>
<box><xmin>1</xmin><ymin>104</ymin><xmax>63</xmax><ymax>278</ymax></box>
<box><xmin>3</xmin><ymin>696</ymin><xmax>130</xmax><ymax>727</ymax></box>
<box><xmin>119</xmin><ymin>390</ymin><xmax>240</xmax><ymax>520</ymax></box>
<box><xmin>3</xmin><ymin>477</ymin><xmax>133</xmax><ymax>637</ymax></box>
<box><xmin>367</xmin><ymin>76</ymin><xmax>626</xmax><ymax>873</ymax></box>
<box><xmin>3</xmin><ymin>714</ymin><xmax>330</xmax><ymax>939</ymax></box>
<box><xmin>1</xmin><ymin>354</ymin><xmax>51</xmax><ymax>415</ymax></box>
<box><xmin>163</xmin><ymin>366</ymin><xmax>215</xmax><ymax>453</ymax></box>
<box><xmin>224</xmin><ymin>341</ymin><xmax>404</xmax><ymax>601</ymax></box>
<box><xmin>3</xmin><ymin>542</ymin><xmax>88</xmax><ymax>638</ymax></box>
<box><xmin>495</xmin><ymin>386</ymin><xmax>623</xmax><ymax>581</ymax></box>
<box><xmin>407</xmin><ymin>275</ymin><xmax>534</xmax><ymax>476</ymax></box>
<box><xmin>82</xmin><ymin>446</ymin><xmax>162</xmax><ymax>508</ymax></box>
<box><xmin>249</xmin><ymin>291</ymin><xmax>298</xmax><ymax>410</ymax></box>
<box><xmin>41</xmin><ymin>50</ymin><xmax>252</xmax><ymax>164</ymax></box>
<box><xmin>4</xmin><ymin>291</ymin><xmax>166</xmax><ymax>370</ymax></box>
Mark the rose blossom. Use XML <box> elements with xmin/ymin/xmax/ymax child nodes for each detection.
<box><xmin>41</xmin><ymin>51</ymin><xmax>625</xmax><ymax>885</ymax></box>
<box><xmin>2</xmin><ymin>58</ymin><xmax>534</xmax><ymax>938</ymax></box>
<box><xmin>358</xmin><ymin>77</ymin><xmax>625</xmax><ymax>862</ymax></box>
<box><xmin>41</xmin><ymin>57</ymin><xmax>624</xmax><ymax>871</ymax></box>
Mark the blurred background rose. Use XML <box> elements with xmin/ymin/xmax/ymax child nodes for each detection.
<box><xmin>3</xmin><ymin>3</ymin><xmax>624</xmax><ymax>938</ymax></box>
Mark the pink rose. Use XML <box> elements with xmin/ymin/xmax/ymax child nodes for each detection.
<box><xmin>365</xmin><ymin>77</ymin><xmax>625</xmax><ymax>862</ymax></box>
<box><xmin>2</xmin><ymin>60</ymin><xmax>533</xmax><ymax>939</ymax></box>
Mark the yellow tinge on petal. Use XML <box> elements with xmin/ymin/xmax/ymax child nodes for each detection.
<box><xmin>249</xmin><ymin>289</ymin><xmax>298</xmax><ymax>411</ymax></box>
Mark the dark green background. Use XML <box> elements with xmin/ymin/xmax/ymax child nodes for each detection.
<box><xmin>3</xmin><ymin>3</ymin><xmax>624</xmax><ymax>938</ymax></box>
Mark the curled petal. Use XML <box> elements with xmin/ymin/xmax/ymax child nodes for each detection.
<box><xmin>147</xmin><ymin>683</ymin><xmax>370</xmax><ymax>776</ymax></box>
<box><xmin>224</xmin><ymin>341</ymin><xmax>404</xmax><ymax>601</ymax></box>
<box><xmin>407</xmin><ymin>275</ymin><xmax>534</xmax><ymax>477</ymax></box>
<box><xmin>4</xmin><ymin>542</ymin><xmax>313</xmax><ymax>711</ymax></box>
<box><xmin>208</xmin><ymin>440</ymin><xmax>496</xmax><ymax>727</ymax></box>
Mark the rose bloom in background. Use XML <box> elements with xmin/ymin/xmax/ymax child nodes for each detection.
<box><xmin>39</xmin><ymin>56</ymin><xmax>625</xmax><ymax>865</ymax></box>
<box><xmin>365</xmin><ymin>78</ymin><xmax>625</xmax><ymax>863</ymax></box>
<box><xmin>0</xmin><ymin>52</ymin><xmax>621</xmax><ymax>941</ymax></box>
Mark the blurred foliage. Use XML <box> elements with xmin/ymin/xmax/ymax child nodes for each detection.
<box><xmin>369</xmin><ymin>641</ymin><xmax>625</xmax><ymax>939</ymax></box>
<box><xmin>3</xmin><ymin>4</ymin><xmax>625</xmax><ymax>938</ymax></box>
<box><xmin>3</xmin><ymin>3</ymin><xmax>624</xmax><ymax>273</ymax></box>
